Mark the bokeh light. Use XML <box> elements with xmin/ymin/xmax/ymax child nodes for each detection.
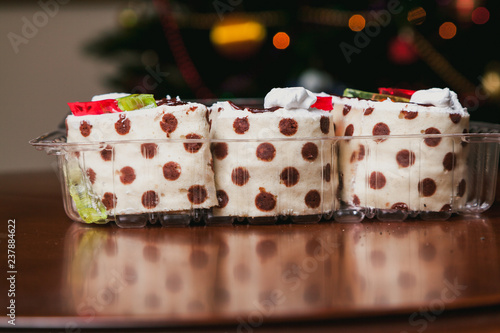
<box><xmin>273</xmin><ymin>32</ymin><xmax>290</xmax><ymax>50</ymax></box>
<box><xmin>348</xmin><ymin>14</ymin><xmax>365</xmax><ymax>32</ymax></box>
<box><xmin>407</xmin><ymin>7</ymin><xmax>426</xmax><ymax>25</ymax></box>
<box><xmin>472</xmin><ymin>7</ymin><xmax>490</xmax><ymax>25</ymax></box>
<box><xmin>482</xmin><ymin>71</ymin><xmax>500</xmax><ymax>97</ymax></box>
<box><xmin>439</xmin><ymin>22</ymin><xmax>457</xmax><ymax>39</ymax></box>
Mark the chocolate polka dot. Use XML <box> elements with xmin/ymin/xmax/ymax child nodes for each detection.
<box><xmin>353</xmin><ymin>195</ymin><xmax>360</xmax><ymax>206</ymax></box>
<box><xmin>280</xmin><ymin>167</ymin><xmax>300</xmax><ymax>187</ymax></box>
<box><xmin>350</xmin><ymin>152</ymin><xmax>356</xmax><ymax>163</ymax></box>
<box><xmin>183</xmin><ymin>133</ymin><xmax>203</xmax><ymax>153</ymax></box>
<box><xmin>344</xmin><ymin>124</ymin><xmax>354</xmax><ymax>136</ymax></box>
<box><xmin>301</xmin><ymin>142</ymin><xmax>318</xmax><ymax>161</ymax></box>
<box><xmin>370</xmin><ymin>250</ymin><xmax>386</xmax><ymax>267</ymax></box>
<box><xmin>160</xmin><ymin>113</ymin><xmax>178</xmax><ymax>136</ymax></box>
<box><xmin>279</xmin><ymin>118</ymin><xmax>298</xmax><ymax>136</ymax></box>
<box><xmin>400</xmin><ymin>110</ymin><xmax>418</xmax><ymax>119</ymax></box>
<box><xmin>190</xmin><ymin>250</ymin><xmax>209</xmax><ymax>269</ymax></box>
<box><xmin>123</xmin><ymin>265</ymin><xmax>137</xmax><ymax>284</ymax></box>
<box><xmin>255</xmin><ymin>189</ymin><xmax>276</xmax><ymax>211</ymax></box>
<box><xmin>145</xmin><ymin>294</ymin><xmax>160</xmax><ymax>308</ymax></box>
<box><xmin>214</xmin><ymin>288</ymin><xmax>230</xmax><ymax>304</ymax></box>
<box><xmin>105</xmin><ymin>237</ymin><xmax>116</xmax><ymax>256</ymax></box>
<box><xmin>398</xmin><ymin>272</ymin><xmax>416</xmax><ymax>289</ymax></box>
<box><xmin>443</xmin><ymin>152</ymin><xmax>456</xmax><ymax>171</ymax></box>
<box><xmin>457</xmin><ymin>179</ymin><xmax>466</xmax><ymax>197</ymax></box>
<box><xmin>320</xmin><ymin>116</ymin><xmax>330</xmax><ymax>134</ymax></box>
<box><xmin>450</xmin><ymin>113</ymin><xmax>462</xmax><ymax>124</ymax></box>
<box><xmin>396</xmin><ymin>150</ymin><xmax>416</xmax><ymax>168</ymax></box>
<box><xmin>343</xmin><ymin>105</ymin><xmax>351</xmax><ymax>116</ymax></box>
<box><xmin>102</xmin><ymin>192</ymin><xmax>116</xmax><ymax>210</ymax></box>
<box><xmin>143</xmin><ymin>245</ymin><xmax>160</xmax><ymax>263</ymax></box>
<box><xmin>358</xmin><ymin>145</ymin><xmax>365</xmax><ymax>161</ymax></box>
<box><xmin>369</xmin><ymin>172</ymin><xmax>386</xmax><ymax>190</ymax></box>
<box><xmin>213</xmin><ymin>142</ymin><xmax>228</xmax><ymax>160</ymax></box>
<box><xmin>142</xmin><ymin>190</ymin><xmax>159</xmax><ymax>209</ymax></box>
<box><xmin>364</xmin><ymin>107</ymin><xmax>374</xmax><ymax>116</ymax></box>
<box><xmin>188</xmin><ymin>185</ymin><xmax>208</xmax><ymax>204</ymax></box>
<box><xmin>141</xmin><ymin>143</ymin><xmax>158</xmax><ymax>159</ymax></box>
<box><xmin>323</xmin><ymin>163</ymin><xmax>331</xmax><ymax>182</ymax></box>
<box><xmin>163</xmin><ymin>161</ymin><xmax>181</xmax><ymax>181</ymax></box>
<box><xmin>303</xmin><ymin>284</ymin><xmax>320</xmax><ymax>304</ymax></box>
<box><xmin>419</xmin><ymin>243</ymin><xmax>436</xmax><ymax>262</ymax></box>
<box><xmin>391</xmin><ymin>202</ymin><xmax>408</xmax><ymax>210</ymax></box>
<box><xmin>119</xmin><ymin>166</ymin><xmax>136</xmax><ymax>185</ymax></box>
<box><xmin>418</xmin><ymin>178</ymin><xmax>437</xmax><ymax>197</ymax></box>
<box><xmin>231</xmin><ymin>167</ymin><xmax>250</xmax><ymax>186</ymax></box>
<box><xmin>100</xmin><ymin>145</ymin><xmax>113</xmax><ymax>161</ymax></box>
<box><xmin>216</xmin><ymin>190</ymin><xmax>229</xmax><ymax>208</ymax></box>
<box><xmin>115</xmin><ymin>114</ymin><xmax>131</xmax><ymax>135</ymax></box>
<box><xmin>372</xmin><ymin>122</ymin><xmax>390</xmax><ymax>138</ymax></box>
<box><xmin>86</xmin><ymin>168</ymin><xmax>96</xmax><ymax>184</ymax></box>
<box><xmin>440</xmin><ymin>204</ymin><xmax>452</xmax><ymax>212</ymax></box>
<box><xmin>305</xmin><ymin>190</ymin><xmax>321</xmax><ymax>208</ymax></box>
<box><xmin>79</xmin><ymin>121</ymin><xmax>92</xmax><ymax>137</ymax></box>
<box><xmin>424</xmin><ymin>127</ymin><xmax>442</xmax><ymax>147</ymax></box>
<box><xmin>234</xmin><ymin>263</ymin><xmax>251</xmax><ymax>282</ymax></box>
<box><xmin>166</xmin><ymin>273</ymin><xmax>182</xmax><ymax>293</ymax></box>
<box><xmin>256</xmin><ymin>142</ymin><xmax>276</xmax><ymax>162</ymax></box>
<box><xmin>233</xmin><ymin>117</ymin><xmax>249</xmax><ymax>134</ymax></box>
<box><xmin>209</xmin><ymin>158</ymin><xmax>214</xmax><ymax>172</ymax></box>
<box><xmin>256</xmin><ymin>240</ymin><xmax>277</xmax><ymax>260</ymax></box>
<box><xmin>74</xmin><ymin>151</ymin><xmax>80</xmax><ymax>158</ymax></box>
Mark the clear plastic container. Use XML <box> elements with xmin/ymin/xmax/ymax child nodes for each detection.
<box><xmin>30</xmin><ymin>121</ymin><xmax>500</xmax><ymax>227</ymax></box>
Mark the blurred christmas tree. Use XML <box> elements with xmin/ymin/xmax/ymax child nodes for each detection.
<box><xmin>85</xmin><ymin>0</ymin><xmax>500</xmax><ymax>123</ymax></box>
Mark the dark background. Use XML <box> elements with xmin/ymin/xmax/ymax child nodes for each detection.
<box><xmin>85</xmin><ymin>0</ymin><xmax>500</xmax><ymax>124</ymax></box>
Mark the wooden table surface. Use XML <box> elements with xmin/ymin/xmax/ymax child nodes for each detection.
<box><xmin>1</xmin><ymin>171</ymin><xmax>500</xmax><ymax>332</ymax></box>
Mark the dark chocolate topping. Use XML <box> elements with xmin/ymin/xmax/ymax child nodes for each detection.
<box><xmin>228</xmin><ymin>101</ymin><xmax>281</xmax><ymax>113</ymax></box>
<box><xmin>156</xmin><ymin>98</ymin><xmax>187</xmax><ymax>106</ymax></box>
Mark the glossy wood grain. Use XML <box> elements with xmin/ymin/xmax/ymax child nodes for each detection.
<box><xmin>1</xmin><ymin>171</ymin><xmax>500</xmax><ymax>332</ymax></box>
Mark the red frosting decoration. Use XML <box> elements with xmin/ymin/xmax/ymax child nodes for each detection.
<box><xmin>68</xmin><ymin>99</ymin><xmax>121</xmax><ymax>116</ymax></box>
<box><xmin>311</xmin><ymin>96</ymin><xmax>333</xmax><ymax>111</ymax></box>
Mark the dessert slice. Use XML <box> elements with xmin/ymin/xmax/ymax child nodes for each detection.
<box><xmin>333</xmin><ymin>88</ymin><xmax>469</xmax><ymax>215</ymax></box>
<box><xmin>65</xmin><ymin>94</ymin><xmax>217</xmax><ymax>224</ymax></box>
<box><xmin>208</xmin><ymin>88</ymin><xmax>337</xmax><ymax>222</ymax></box>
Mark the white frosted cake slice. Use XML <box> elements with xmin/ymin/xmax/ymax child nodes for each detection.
<box><xmin>65</xmin><ymin>97</ymin><xmax>217</xmax><ymax>219</ymax></box>
<box><xmin>332</xmin><ymin>88</ymin><xmax>469</xmax><ymax>213</ymax></box>
<box><xmin>209</xmin><ymin>88</ymin><xmax>336</xmax><ymax>220</ymax></box>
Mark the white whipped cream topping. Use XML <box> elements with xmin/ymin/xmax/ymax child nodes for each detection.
<box><xmin>91</xmin><ymin>93</ymin><xmax>130</xmax><ymax>101</ymax></box>
<box><xmin>264</xmin><ymin>87</ymin><xmax>317</xmax><ymax>109</ymax></box>
<box><xmin>410</xmin><ymin>88</ymin><xmax>465</xmax><ymax>113</ymax></box>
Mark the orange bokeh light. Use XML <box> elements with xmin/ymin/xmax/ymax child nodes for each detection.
<box><xmin>348</xmin><ymin>14</ymin><xmax>366</xmax><ymax>32</ymax></box>
<box><xmin>439</xmin><ymin>22</ymin><xmax>457</xmax><ymax>39</ymax></box>
<box><xmin>273</xmin><ymin>32</ymin><xmax>290</xmax><ymax>49</ymax></box>
<box><xmin>407</xmin><ymin>7</ymin><xmax>426</xmax><ymax>25</ymax></box>
<box><xmin>472</xmin><ymin>7</ymin><xmax>490</xmax><ymax>24</ymax></box>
